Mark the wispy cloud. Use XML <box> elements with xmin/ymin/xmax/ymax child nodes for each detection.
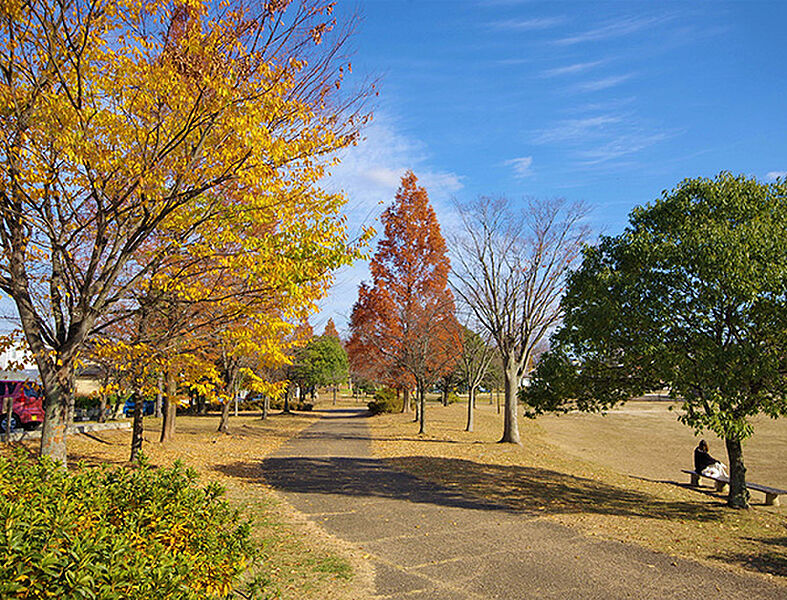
<box><xmin>495</xmin><ymin>58</ymin><xmax>532</xmax><ymax>66</ymax></box>
<box><xmin>533</xmin><ymin>115</ymin><xmax>622</xmax><ymax>144</ymax></box>
<box><xmin>318</xmin><ymin>116</ymin><xmax>464</xmax><ymax>331</ymax></box>
<box><xmin>490</xmin><ymin>16</ymin><xmax>567</xmax><ymax>31</ymax></box>
<box><xmin>477</xmin><ymin>0</ymin><xmax>539</xmax><ymax>7</ymax></box>
<box><xmin>554</xmin><ymin>15</ymin><xmax>674</xmax><ymax>46</ymax></box>
<box><xmin>541</xmin><ymin>60</ymin><xmax>605</xmax><ymax>78</ymax></box>
<box><xmin>504</xmin><ymin>156</ymin><xmax>534</xmax><ymax>178</ymax></box>
<box><xmin>566</xmin><ymin>96</ymin><xmax>637</xmax><ymax>114</ymax></box>
<box><xmin>577</xmin><ymin>132</ymin><xmax>671</xmax><ymax>165</ymax></box>
<box><xmin>572</xmin><ymin>74</ymin><xmax>633</xmax><ymax>93</ymax></box>
<box><xmin>766</xmin><ymin>171</ymin><xmax>786</xmax><ymax>181</ymax></box>
<box><xmin>533</xmin><ymin>111</ymin><xmax>675</xmax><ymax>167</ymax></box>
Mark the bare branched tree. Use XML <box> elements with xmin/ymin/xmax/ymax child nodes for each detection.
<box><xmin>457</xmin><ymin>324</ymin><xmax>495</xmax><ymax>432</ymax></box>
<box><xmin>451</xmin><ymin>197</ymin><xmax>590</xmax><ymax>443</ymax></box>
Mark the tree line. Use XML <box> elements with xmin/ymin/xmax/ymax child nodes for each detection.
<box><xmin>0</xmin><ymin>0</ymin><xmax>371</xmax><ymax>464</ymax></box>
<box><xmin>347</xmin><ymin>171</ymin><xmax>787</xmax><ymax>510</ymax></box>
<box><xmin>1</xmin><ymin>1</ymin><xmax>784</xmax><ymax>512</ymax></box>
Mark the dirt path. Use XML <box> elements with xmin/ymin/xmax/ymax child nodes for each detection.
<box><xmin>262</xmin><ymin>408</ymin><xmax>785</xmax><ymax>599</ymax></box>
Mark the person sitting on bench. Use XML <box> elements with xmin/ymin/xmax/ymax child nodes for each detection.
<box><xmin>694</xmin><ymin>439</ymin><xmax>728</xmax><ymax>479</ymax></box>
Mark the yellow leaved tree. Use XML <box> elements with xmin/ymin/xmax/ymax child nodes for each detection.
<box><xmin>0</xmin><ymin>0</ymin><xmax>371</xmax><ymax>465</ymax></box>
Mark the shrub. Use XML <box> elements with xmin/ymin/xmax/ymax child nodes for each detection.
<box><xmin>73</xmin><ymin>394</ymin><xmax>100</xmax><ymax>410</ymax></box>
<box><xmin>0</xmin><ymin>450</ymin><xmax>252</xmax><ymax>599</ymax></box>
<box><xmin>367</xmin><ymin>387</ymin><xmax>400</xmax><ymax>415</ymax></box>
<box><xmin>354</xmin><ymin>380</ymin><xmax>376</xmax><ymax>396</ymax></box>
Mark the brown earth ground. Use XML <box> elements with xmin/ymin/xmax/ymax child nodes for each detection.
<box><xmin>369</xmin><ymin>399</ymin><xmax>787</xmax><ymax>583</ymax></box>
<box><xmin>1</xmin><ymin>412</ymin><xmax>374</xmax><ymax>600</ymax></box>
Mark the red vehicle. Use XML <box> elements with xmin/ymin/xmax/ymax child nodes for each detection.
<box><xmin>0</xmin><ymin>380</ymin><xmax>45</xmax><ymax>432</ymax></box>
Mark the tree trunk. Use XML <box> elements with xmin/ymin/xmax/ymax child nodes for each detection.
<box><xmin>218</xmin><ymin>376</ymin><xmax>238</xmax><ymax>433</ymax></box>
<box><xmin>155</xmin><ymin>373</ymin><xmax>163</xmax><ymax>418</ymax></box>
<box><xmin>489</xmin><ymin>389</ymin><xmax>493</xmax><ymax>405</ymax></box>
<box><xmin>441</xmin><ymin>388</ymin><xmax>448</xmax><ymax>407</ymax></box>
<box><xmin>283</xmin><ymin>386</ymin><xmax>291</xmax><ymax>413</ymax></box>
<box><xmin>332</xmin><ymin>385</ymin><xmax>337</xmax><ymax>405</ymax></box>
<box><xmin>64</xmin><ymin>369</ymin><xmax>76</xmax><ymax>427</ymax></box>
<box><xmin>466</xmin><ymin>386</ymin><xmax>475</xmax><ymax>432</ymax></box>
<box><xmin>39</xmin><ymin>361</ymin><xmax>74</xmax><ymax>466</ymax></box>
<box><xmin>496</xmin><ymin>387</ymin><xmax>500</xmax><ymax>414</ymax></box>
<box><xmin>413</xmin><ymin>388</ymin><xmax>419</xmax><ymax>423</ymax></box>
<box><xmin>725</xmin><ymin>437</ymin><xmax>750</xmax><ymax>509</ymax></box>
<box><xmin>160</xmin><ymin>368</ymin><xmax>177</xmax><ymax>443</ymax></box>
<box><xmin>500</xmin><ymin>359</ymin><xmax>520</xmax><ymax>444</ymax></box>
<box><xmin>98</xmin><ymin>390</ymin><xmax>107</xmax><ymax>423</ymax></box>
<box><xmin>130</xmin><ymin>389</ymin><xmax>144</xmax><ymax>461</ymax></box>
<box><xmin>401</xmin><ymin>387</ymin><xmax>410</xmax><ymax>413</ymax></box>
<box><xmin>261</xmin><ymin>395</ymin><xmax>269</xmax><ymax>420</ymax></box>
<box><xmin>218</xmin><ymin>397</ymin><xmax>231</xmax><ymax>433</ymax></box>
<box><xmin>418</xmin><ymin>386</ymin><xmax>426</xmax><ymax>434</ymax></box>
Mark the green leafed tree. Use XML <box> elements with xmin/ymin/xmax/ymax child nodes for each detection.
<box><xmin>525</xmin><ymin>173</ymin><xmax>787</xmax><ymax>508</ymax></box>
<box><xmin>292</xmin><ymin>334</ymin><xmax>349</xmax><ymax>404</ymax></box>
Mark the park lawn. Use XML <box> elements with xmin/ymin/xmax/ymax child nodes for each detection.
<box><xmin>2</xmin><ymin>412</ymin><xmax>373</xmax><ymax>600</ymax></box>
<box><xmin>369</xmin><ymin>401</ymin><xmax>787</xmax><ymax>582</ymax></box>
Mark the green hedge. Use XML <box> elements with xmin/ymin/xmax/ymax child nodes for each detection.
<box><xmin>0</xmin><ymin>450</ymin><xmax>252</xmax><ymax>599</ymax></box>
<box><xmin>367</xmin><ymin>387</ymin><xmax>401</xmax><ymax>415</ymax></box>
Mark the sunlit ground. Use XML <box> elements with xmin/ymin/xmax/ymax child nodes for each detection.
<box><xmin>368</xmin><ymin>399</ymin><xmax>787</xmax><ymax>581</ymax></box>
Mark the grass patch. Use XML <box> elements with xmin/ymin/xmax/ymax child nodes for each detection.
<box><xmin>308</xmin><ymin>555</ymin><xmax>354</xmax><ymax>580</ymax></box>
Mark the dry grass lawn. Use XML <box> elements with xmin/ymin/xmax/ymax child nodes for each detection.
<box><xmin>369</xmin><ymin>400</ymin><xmax>787</xmax><ymax>583</ymax></box>
<box><xmin>2</xmin><ymin>412</ymin><xmax>373</xmax><ymax>600</ymax></box>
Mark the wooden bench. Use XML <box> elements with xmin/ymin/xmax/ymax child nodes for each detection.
<box><xmin>682</xmin><ymin>469</ymin><xmax>786</xmax><ymax>506</ymax></box>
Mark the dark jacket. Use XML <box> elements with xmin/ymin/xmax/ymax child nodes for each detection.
<box><xmin>694</xmin><ymin>447</ymin><xmax>718</xmax><ymax>472</ymax></box>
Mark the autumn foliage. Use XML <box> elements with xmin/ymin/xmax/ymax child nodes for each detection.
<box><xmin>0</xmin><ymin>0</ymin><xmax>370</xmax><ymax>462</ymax></box>
<box><xmin>348</xmin><ymin>172</ymin><xmax>460</xmax><ymax>432</ymax></box>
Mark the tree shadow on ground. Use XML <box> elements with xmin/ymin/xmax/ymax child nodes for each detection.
<box><xmin>310</xmin><ymin>409</ymin><xmax>370</xmax><ymax>419</ymax></box>
<box><xmin>712</xmin><ymin>537</ymin><xmax>787</xmax><ymax>577</ymax></box>
<box><xmin>216</xmin><ymin>455</ymin><xmax>723</xmax><ymax>524</ymax></box>
<box><xmin>294</xmin><ymin>430</ymin><xmax>465</xmax><ymax>444</ymax></box>
<box><xmin>222</xmin><ymin>456</ymin><xmax>508</xmax><ymax>512</ymax></box>
<box><xmin>385</xmin><ymin>456</ymin><xmax>724</xmax><ymax>522</ymax></box>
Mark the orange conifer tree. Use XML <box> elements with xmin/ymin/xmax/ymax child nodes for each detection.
<box><xmin>322</xmin><ymin>318</ymin><xmax>341</xmax><ymax>339</ymax></box>
<box><xmin>348</xmin><ymin>172</ymin><xmax>460</xmax><ymax>433</ymax></box>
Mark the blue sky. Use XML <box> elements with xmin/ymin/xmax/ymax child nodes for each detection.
<box><xmin>2</xmin><ymin>1</ymin><xmax>785</xmax><ymax>339</ymax></box>
<box><xmin>317</xmin><ymin>0</ymin><xmax>787</xmax><ymax>333</ymax></box>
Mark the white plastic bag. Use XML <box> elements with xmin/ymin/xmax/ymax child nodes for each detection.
<box><xmin>702</xmin><ymin>462</ymin><xmax>728</xmax><ymax>479</ymax></box>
